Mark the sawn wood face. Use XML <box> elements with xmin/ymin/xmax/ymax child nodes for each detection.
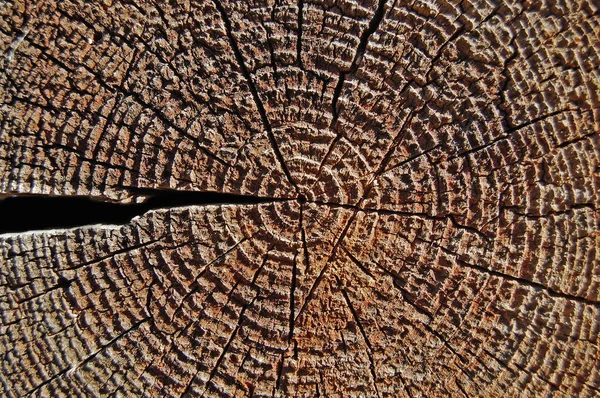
<box><xmin>1</xmin><ymin>0</ymin><xmax>599</xmax><ymax>396</ymax></box>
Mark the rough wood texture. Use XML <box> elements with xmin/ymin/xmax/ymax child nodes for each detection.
<box><xmin>1</xmin><ymin>0</ymin><xmax>599</xmax><ymax>396</ymax></box>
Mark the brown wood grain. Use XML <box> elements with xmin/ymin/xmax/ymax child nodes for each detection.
<box><xmin>1</xmin><ymin>0</ymin><xmax>599</xmax><ymax>396</ymax></box>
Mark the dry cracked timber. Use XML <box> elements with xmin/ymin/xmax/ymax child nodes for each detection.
<box><xmin>0</xmin><ymin>0</ymin><xmax>599</xmax><ymax>396</ymax></box>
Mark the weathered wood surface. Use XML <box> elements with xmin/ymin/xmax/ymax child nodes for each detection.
<box><xmin>1</xmin><ymin>0</ymin><xmax>599</xmax><ymax>396</ymax></box>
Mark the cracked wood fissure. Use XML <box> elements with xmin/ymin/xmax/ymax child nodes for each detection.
<box><xmin>0</xmin><ymin>190</ymin><xmax>289</xmax><ymax>234</ymax></box>
<box><xmin>1</xmin><ymin>0</ymin><xmax>599</xmax><ymax>397</ymax></box>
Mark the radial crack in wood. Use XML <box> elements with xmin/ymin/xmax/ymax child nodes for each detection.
<box><xmin>1</xmin><ymin>0</ymin><xmax>599</xmax><ymax>397</ymax></box>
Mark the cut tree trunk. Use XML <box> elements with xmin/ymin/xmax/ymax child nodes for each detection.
<box><xmin>1</xmin><ymin>0</ymin><xmax>599</xmax><ymax>397</ymax></box>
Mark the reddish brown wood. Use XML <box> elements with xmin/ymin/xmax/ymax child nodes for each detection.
<box><xmin>1</xmin><ymin>0</ymin><xmax>599</xmax><ymax>396</ymax></box>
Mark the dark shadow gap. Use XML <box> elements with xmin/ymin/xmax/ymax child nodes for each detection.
<box><xmin>0</xmin><ymin>190</ymin><xmax>287</xmax><ymax>234</ymax></box>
